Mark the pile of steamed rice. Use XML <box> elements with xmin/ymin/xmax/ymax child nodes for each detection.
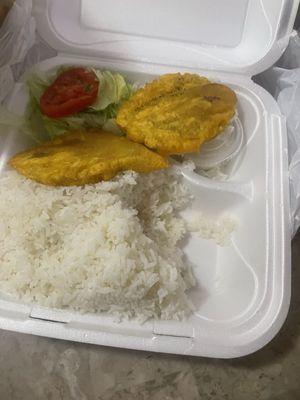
<box><xmin>0</xmin><ymin>168</ymin><xmax>196</xmax><ymax>321</ymax></box>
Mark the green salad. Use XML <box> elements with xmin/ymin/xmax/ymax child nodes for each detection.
<box><xmin>1</xmin><ymin>67</ymin><xmax>133</xmax><ymax>142</ymax></box>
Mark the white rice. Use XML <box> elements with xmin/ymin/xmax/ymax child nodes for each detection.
<box><xmin>0</xmin><ymin>169</ymin><xmax>196</xmax><ymax>321</ymax></box>
<box><xmin>0</xmin><ymin>168</ymin><xmax>237</xmax><ymax>320</ymax></box>
<box><xmin>187</xmin><ymin>213</ymin><xmax>237</xmax><ymax>246</ymax></box>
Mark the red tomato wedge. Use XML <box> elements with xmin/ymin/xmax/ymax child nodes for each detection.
<box><xmin>40</xmin><ymin>68</ymin><xmax>99</xmax><ymax>118</ymax></box>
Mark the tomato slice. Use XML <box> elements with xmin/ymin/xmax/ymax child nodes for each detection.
<box><xmin>40</xmin><ymin>68</ymin><xmax>99</xmax><ymax>118</ymax></box>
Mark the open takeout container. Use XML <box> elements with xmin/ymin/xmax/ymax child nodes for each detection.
<box><xmin>0</xmin><ymin>0</ymin><xmax>299</xmax><ymax>358</ymax></box>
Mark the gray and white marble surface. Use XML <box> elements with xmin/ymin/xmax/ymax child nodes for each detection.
<box><xmin>0</xmin><ymin>233</ymin><xmax>299</xmax><ymax>400</ymax></box>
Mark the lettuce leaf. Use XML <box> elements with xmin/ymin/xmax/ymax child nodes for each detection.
<box><xmin>25</xmin><ymin>67</ymin><xmax>132</xmax><ymax>142</ymax></box>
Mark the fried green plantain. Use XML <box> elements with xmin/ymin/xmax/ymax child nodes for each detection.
<box><xmin>117</xmin><ymin>73</ymin><xmax>237</xmax><ymax>155</ymax></box>
<box><xmin>9</xmin><ymin>129</ymin><xmax>168</xmax><ymax>186</ymax></box>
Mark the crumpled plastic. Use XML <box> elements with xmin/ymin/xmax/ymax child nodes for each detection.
<box><xmin>0</xmin><ymin>0</ymin><xmax>35</xmax><ymax>67</ymax></box>
<box><xmin>0</xmin><ymin>0</ymin><xmax>56</xmax><ymax>103</ymax></box>
<box><xmin>0</xmin><ymin>0</ymin><xmax>35</xmax><ymax>102</ymax></box>
<box><xmin>256</xmin><ymin>29</ymin><xmax>300</xmax><ymax>237</ymax></box>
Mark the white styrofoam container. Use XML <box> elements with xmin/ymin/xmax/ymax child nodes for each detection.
<box><xmin>0</xmin><ymin>0</ymin><xmax>298</xmax><ymax>358</ymax></box>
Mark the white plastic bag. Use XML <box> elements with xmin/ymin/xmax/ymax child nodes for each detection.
<box><xmin>0</xmin><ymin>0</ymin><xmax>35</xmax><ymax>102</ymax></box>
<box><xmin>0</xmin><ymin>0</ymin><xmax>35</xmax><ymax>67</ymax></box>
<box><xmin>0</xmin><ymin>0</ymin><xmax>56</xmax><ymax>102</ymax></box>
<box><xmin>256</xmin><ymin>30</ymin><xmax>300</xmax><ymax>236</ymax></box>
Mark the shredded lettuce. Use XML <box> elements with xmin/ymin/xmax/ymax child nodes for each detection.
<box><xmin>24</xmin><ymin>67</ymin><xmax>132</xmax><ymax>141</ymax></box>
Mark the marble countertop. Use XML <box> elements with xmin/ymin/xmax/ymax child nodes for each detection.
<box><xmin>0</xmin><ymin>233</ymin><xmax>299</xmax><ymax>400</ymax></box>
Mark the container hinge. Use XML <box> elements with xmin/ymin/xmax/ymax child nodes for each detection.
<box><xmin>29</xmin><ymin>315</ymin><xmax>67</xmax><ymax>324</ymax></box>
<box><xmin>153</xmin><ymin>325</ymin><xmax>195</xmax><ymax>339</ymax></box>
<box><xmin>153</xmin><ymin>332</ymin><xmax>193</xmax><ymax>339</ymax></box>
<box><xmin>152</xmin><ymin>329</ymin><xmax>195</xmax><ymax>354</ymax></box>
<box><xmin>29</xmin><ymin>306</ymin><xmax>72</xmax><ymax>324</ymax></box>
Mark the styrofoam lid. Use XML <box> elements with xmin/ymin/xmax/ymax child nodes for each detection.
<box><xmin>34</xmin><ymin>0</ymin><xmax>299</xmax><ymax>75</ymax></box>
